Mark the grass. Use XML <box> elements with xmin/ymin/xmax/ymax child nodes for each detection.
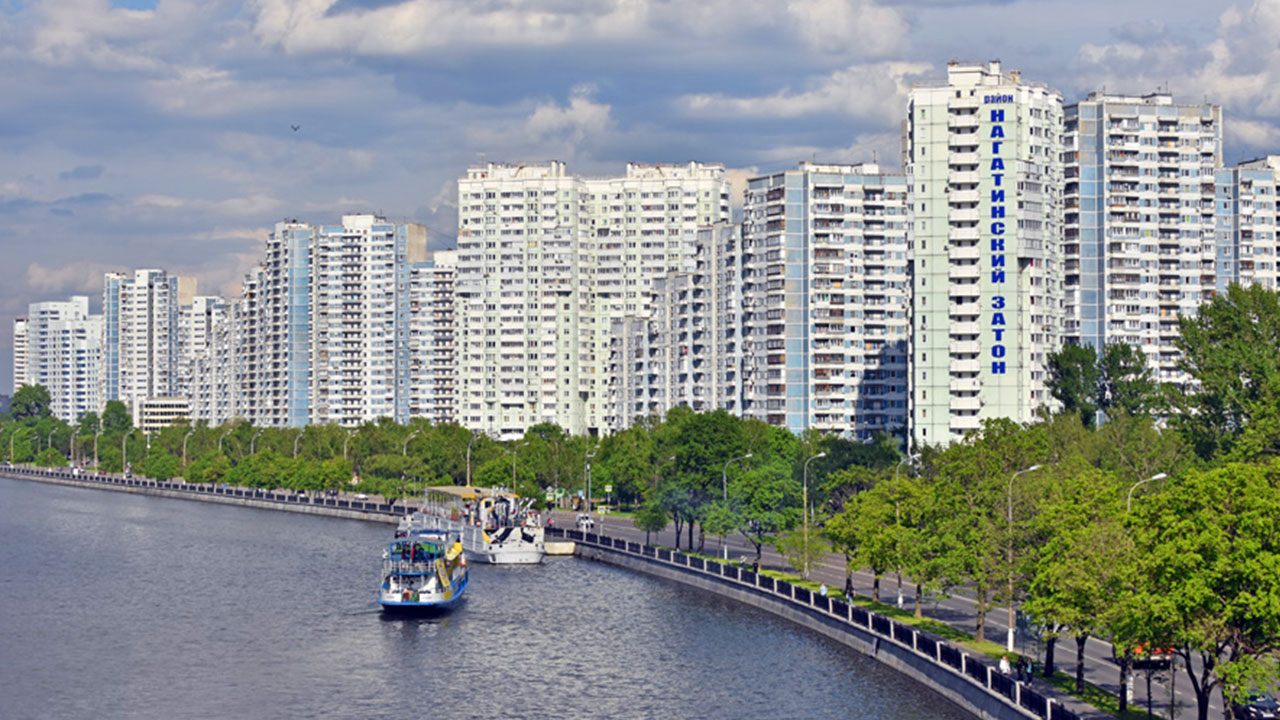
<box><xmin>1043</xmin><ymin>670</ymin><xmax>1167</xmax><ymax>720</ymax></box>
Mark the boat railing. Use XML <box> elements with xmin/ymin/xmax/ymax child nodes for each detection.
<box><xmin>384</xmin><ymin>560</ymin><xmax>438</xmax><ymax>575</ymax></box>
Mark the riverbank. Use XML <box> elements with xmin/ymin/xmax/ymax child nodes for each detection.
<box><xmin>5</xmin><ymin>464</ymin><xmax>1099</xmax><ymax>720</ymax></box>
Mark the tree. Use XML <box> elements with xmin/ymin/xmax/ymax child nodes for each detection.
<box><xmin>774</xmin><ymin>526</ymin><xmax>830</xmax><ymax>580</ymax></box>
<box><xmin>634</xmin><ymin>498</ymin><xmax>668</xmax><ymax>546</ymax></box>
<box><xmin>1098</xmin><ymin>342</ymin><xmax>1157</xmax><ymax>418</ymax></box>
<box><xmin>730</xmin><ymin>457</ymin><xmax>800</xmax><ymax>569</ymax></box>
<box><xmin>1171</xmin><ymin>283</ymin><xmax>1280</xmax><ymax>459</ymax></box>
<box><xmin>10</xmin><ymin>384</ymin><xmax>52</xmax><ymax>424</ymax></box>
<box><xmin>101</xmin><ymin>400</ymin><xmax>132</xmax><ymax>434</ymax></box>
<box><xmin>1047</xmin><ymin>344</ymin><xmax>1101</xmax><ymax>428</ymax></box>
<box><xmin>33</xmin><ymin>447</ymin><xmax>67</xmax><ymax>467</ymax></box>
<box><xmin>1130</xmin><ymin>462</ymin><xmax>1280</xmax><ymax>720</ymax></box>
<box><xmin>141</xmin><ymin>448</ymin><xmax>179</xmax><ymax>481</ymax></box>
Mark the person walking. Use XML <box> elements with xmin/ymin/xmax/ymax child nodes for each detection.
<box><xmin>1014</xmin><ymin>655</ymin><xmax>1028</xmax><ymax>683</ymax></box>
<box><xmin>999</xmin><ymin>655</ymin><xmax>1012</xmax><ymax>676</ymax></box>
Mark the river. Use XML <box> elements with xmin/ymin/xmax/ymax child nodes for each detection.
<box><xmin>0</xmin><ymin>476</ymin><xmax>974</xmax><ymax>719</ymax></box>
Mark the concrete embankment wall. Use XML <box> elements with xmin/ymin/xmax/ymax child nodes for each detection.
<box><xmin>1</xmin><ymin>467</ymin><xmax>400</xmax><ymax>525</ymax></box>
<box><xmin>568</xmin><ymin>533</ymin><xmax>1098</xmax><ymax>720</ymax></box>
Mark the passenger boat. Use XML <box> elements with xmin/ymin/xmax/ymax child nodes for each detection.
<box><xmin>402</xmin><ymin>486</ymin><xmax>545</xmax><ymax>565</ymax></box>
<box><xmin>378</xmin><ymin>527</ymin><xmax>468</xmax><ymax>613</ymax></box>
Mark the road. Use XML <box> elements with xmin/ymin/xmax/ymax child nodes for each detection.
<box><xmin>549</xmin><ymin>508</ymin><xmax>1221</xmax><ymax>720</ymax></box>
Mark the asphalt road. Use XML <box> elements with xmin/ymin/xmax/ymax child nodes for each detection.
<box><xmin>549</xmin><ymin>508</ymin><xmax>1222</xmax><ymax>720</ymax></box>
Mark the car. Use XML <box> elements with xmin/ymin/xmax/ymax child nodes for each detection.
<box><xmin>354</xmin><ymin>493</ymin><xmax>369</xmax><ymax>500</ymax></box>
<box><xmin>1233</xmin><ymin>694</ymin><xmax>1279</xmax><ymax>719</ymax></box>
<box><xmin>1110</xmin><ymin>643</ymin><xmax>1173</xmax><ymax>670</ymax></box>
<box><xmin>576</xmin><ymin>513</ymin><xmax>595</xmax><ymax>531</ymax></box>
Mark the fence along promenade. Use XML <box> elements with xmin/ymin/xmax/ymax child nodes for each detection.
<box><xmin>553</xmin><ymin>526</ymin><xmax>1090</xmax><ymax>720</ymax></box>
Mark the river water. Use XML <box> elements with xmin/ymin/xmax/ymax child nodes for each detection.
<box><xmin>0</xmin><ymin>476</ymin><xmax>973</xmax><ymax>719</ymax></box>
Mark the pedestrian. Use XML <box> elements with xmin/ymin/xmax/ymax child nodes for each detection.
<box><xmin>845</xmin><ymin>576</ymin><xmax>855</xmax><ymax>599</ymax></box>
<box><xmin>819</xmin><ymin>583</ymin><xmax>828</xmax><ymax>597</ymax></box>
<box><xmin>999</xmin><ymin>655</ymin><xmax>1012</xmax><ymax>676</ymax></box>
<box><xmin>1015</xmin><ymin>655</ymin><xmax>1028</xmax><ymax>683</ymax></box>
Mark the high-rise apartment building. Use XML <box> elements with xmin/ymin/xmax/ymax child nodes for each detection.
<box><xmin>12</xmin><ymin>317</ymin><xmax>28</xmax><ymax>391</ymax></box>
<box><xmin>1214</xmin><ymin>156</ymin><xmax>1279</xmax><ymax>292</ymax></box>
<box><xmin>102</xmin><ymin>269</ymin><xmax>194</xmax><ymax>418</ymax></box>
<box><xmin>1064</xmin><ymin>92</ymin><xmax>1221</xmax><ymax>383</ymax></box>
<box><xmin>607</xmin><ymin>224</ymin><xmax>743</xmax><ymax>430</ymax></box>
<box><xmin>177</xmin><ymin>296</ymin><xmax>226</xmax><ymax>401</ymax></box>
<box><xmin>456</xmin><ymin>161</ymin><xmax>729</xmax><ymax>439</ymax></box>
<box><xmin>740</xmin><ymin>162</ymin><xmax>911</xmax><ymax>439</ymax></box>
<box><xmin>908</xmin><ymin>61</ymin><xmax>1065</xmax><ymax>447</ymax></box>
<box><xmin>18</xmin><ymin>297</ymin><xmax>102</xmax><ymax>423</ymax></box>
<box><xmin>410</xmin><ymin>250</ymin><xmax>457</xmax><ymax>425</ymax></box>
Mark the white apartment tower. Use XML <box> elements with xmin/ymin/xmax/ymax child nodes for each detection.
<box><xmin>1064</xmin><ymin>92</ymin><xmax>1221</xmax><ymax>384</ymax></box>
<box><xmin>409</xmin><ymin>249</ymin><xmax>458</xmax><ymax>424</ymax></box>
<box><xmin>102</xmin><ymin>269</ymin><xmax>194</xmax><ymax>418</ymax></box>
<box><xmin>741</xmin><ymin>162</ymin><xmax>911</xmax><ymax>439</ymax></box>
<box><xmin>177</xmin><ymin>296</ymin><xmax>226</xmax><ymax>402</ymax></box>
<box><xmin>17</xmin><ymin>297</ymin><xmax>103</xmax><ymax>422</ymax></box>
<box><xmin>456</xmin><ymin>161</ymin><xmax>729</xmax><ymax>439</ymax></box>
<box><xmin>1214</xmin><ymin>156</ymin><xmax>1279</xmax><ymax>292</ymax></box>
<box><xmin>608</xmin><ymin>224</ymin><xmax>743</xmax><ymax>430</ymax></box>
<box><xmin>13</xmin><ymin>317</ymin><xmax>28</xmax><ymax>391</ymax></box>
<box><xmin>908</xmin><ymin>61</ymin><xmax>1065</xmax><ymax>447</ymax></box>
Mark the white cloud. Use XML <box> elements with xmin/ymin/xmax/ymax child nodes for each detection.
<box><xmin>786</xmin><ymin>0</ymin><xmax>909</xmax><ymax>56</ymax></box>
<box><xmin>678</xmin><ymin>61</ymin><xmax>932</xmax><ymax>125</ymax></box>
<box><xmin>467</xmin><ymin>90</ymin><xmax>615</xmax><ymax>163</ymax></box>
<box><xmin>24</xmin><ymin>260</ymin><xmax>127</xmax><ymax>295</ymax></box>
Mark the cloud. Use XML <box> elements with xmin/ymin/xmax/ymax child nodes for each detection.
<box><xmin>467</xmin><ymin>89</ymin><xmax>615</xmax><ymax>163</ymax></box>
<box><xmin>678</xmin><ymin>61</ymin><xmax>932</xmax><ymax>125</ymax></box>
<box><xmin>59</xmin><ymin>164</ymin><xmax>104</xmax><ymax>180</ymax></box>
<box><xmin>25</xmin><ymin>259</ymin><xmax>128</xmax><ymax>295</ymax></box>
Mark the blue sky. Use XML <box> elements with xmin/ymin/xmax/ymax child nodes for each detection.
<box><xmin>2</xmin><ymin>0</ymin><xmax>1278</xmax><ymax>394</ymax></box>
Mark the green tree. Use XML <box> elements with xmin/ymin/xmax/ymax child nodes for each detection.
<box><xmin>101</xmin><ymin>400</ymin><xmax>132</xmax><ymax>434</ymax></box>
<box><xmin>634</xmin><ymin>498</ymin><xmax>669</xmax><ymax>546</ymax></box>
<box><xmin>1047</xmin><ymin>344</ymin><xmax>1101</xmax><ymax>428</ymax></box>
<box><xmin>10</xmin><ymin>384</ymin><xmax>52</xmax><ymax>424</ymax></box>
<box><xmin>730</xmin><ymin>457</ymin><xmax>799</xmax><ymax>569</ymax></box>
<box><xmin>1130</xmin><ymin>462</ymin><xmax>1280</xmax><ymax>720</ymax></box>
<box><xmin>774</xmin><ymin>526</ymin><xmax>830</xmax><ymax>581</ymax></box>
<box><xmin>1098</xmin><ymin>342</ymin><xmax>1157</xmax><ymax>418</ymax></box>
<box><xmin>140</xmin><ymin>448</ymin><xmax>179</xmax><ymax>481</ymax></box>
<box><xmin>1171</xmin><ymin>283</ymin><xmax>1280</xmax><ymax>459</ymax></box>
<box><xmin>33</xmin><ymin>447</ymin><xmax>67</xmax><ymax>467</ymax></box>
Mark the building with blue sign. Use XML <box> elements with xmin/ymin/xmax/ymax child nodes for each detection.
<box><xmin>907</xmin><ymin>60</ymin><xmax>1064</xmax><ymax>447</ymax></box>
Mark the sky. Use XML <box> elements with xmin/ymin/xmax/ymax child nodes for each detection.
<box><xmin>2</xmin><ymin>0</ymin><xmax>1279</xmax><ymax>394</ymax></box>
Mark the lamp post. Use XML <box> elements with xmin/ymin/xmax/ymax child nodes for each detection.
<box><xmin>585</xmin><ymin>447</ymin><xmax>597</xmax><ymax>513</ymax></box>
<box><xmin>1006</xmin><ymin>463</ymin><xmax>1043</xmax><ymax>652</ymax></box>
<box><xmin>182</xmin><ymin>429</ymin><xmax>196</xmax><ymax>468</ymax></box>
<box><xmin>293</xmin><ymin>429</ymin><xmax>304</xmax><ymax>459</ymax></box>
<box><xmin>403</xmin><ymin>430</ymin><xmax>420</xmax><ymax>457</ymax></box>
<box><xmin>249</xmin><ymin>428</ymin><xmax>265</xmax><ymax>455</ymax></box>
<box><xmin>893</xmin><ymin>452</ymin><xmax>920</xmax><ymax>608</ymax></box>
<box><xmin>343</xmin><ymin>428</ymin><xmax>357</xmax><ymax>460</ymax></box>
<box><xmin>121</xmin><ymin>431</ymin><xmax>130</xmax><ymax>473</ymax></box>
<box><xmin>94</xmin><ymin>424</ymin><xmax>102</xmax><ymax>468</ymax></box>
<box><xmin>47</xmin><ymin>429</ymin><xmax>57</xmax><ymax>456</ymax></box>
<box><xmin>1127</xmin><ymin>472</ymin><xmax>1169</xmax><ymax>512</ymax></box>
<box><xmin>465</xmin><ymin>434</ymin><xmax>478</xmax><ymax>486</ymax></box>
<box><xmin>721</xmin><ymin>452</ymin><xmax>753</xmax><ymax>559</ymax></box>
<box><xmin>10</xmin><ymin>427</ymin><xmax>30</xmax><ymax>463</ymax></box>
<box><xmin>71</xmin><ymin>432</ymin><xmax>78</xmax><ymax>466</ymax></box>
<box><xmin>218</xmin><ymin>429</ymin><xmax>232</xmax><ymax>455</ymax></box>
<box><xmin>509</xmin><ymin>442</ymin><xmax>526</xmax><ymax>487</ymax></box>
<box><xmin>802</xmin><ymin>451</ymin><xmax>827</xmax><ymax>579</ymax></box>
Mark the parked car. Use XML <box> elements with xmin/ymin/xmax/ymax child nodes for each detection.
<box><xmin>1110</xmin><ymin>643</ymin><xmax>1174</xmax><ymax>669</ymax></box>
<box><xmin>576</xmin><ymin>513</ymin><xmax>595</xmax><ymax>531</ymax></box>
<box><xmin>354</xmin><ymin>493</ymin><xmax>369</xmax><ymax>500</ymax></box>
<box><xmin>1233</xmin><ymin>694</ymin><xmax>1279</xmax><ymax>719</ymax></box>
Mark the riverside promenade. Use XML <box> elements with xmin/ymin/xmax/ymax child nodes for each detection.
<box><xmin>3</xmin><ymin>464</ymin><xmax>1162</xmax><ymax>719</ymax></box>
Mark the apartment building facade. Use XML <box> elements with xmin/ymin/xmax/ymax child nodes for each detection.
<box><xmin>1064</xmin><ymin>92</ymin><xmax>1222</xmax><ymax>383</ymax></box>
<box><xmin>908</xmin><ymin>61</ymin><xmax>1065</xmax><ymax>447</ymax></box>
<box><xmin>15</xmin><ymin>297</ymin><xmax>103</xmax><ymax>423</ymax></box>
<box><xmin>456</xmin><ymin>161</ymin><xmax>729</xmax><ymax>440</ymax></box>
<box><xmin>740</xmin><ymin>162</ymin><xmax>910</xmax><ymax>439</ymax></box>
<box><xmin>409</xmin><ymin>249</ymin><xmax>458</xmax><ymax>425</ymax></box>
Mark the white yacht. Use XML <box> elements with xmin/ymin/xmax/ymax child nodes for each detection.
<box><xmin>403</xmin><ymin>486</ymin><xmax>545</xmax><ymax>565</ymax></box>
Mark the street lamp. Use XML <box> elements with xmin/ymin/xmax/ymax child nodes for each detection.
<box><xmin>893</xmin><ymin>452</ymin><xmax>920</xmax><ymax>608</ymax></box>
<box><xmin>293</xmin><ymin>429</ymin><xmax>304</xmax><ymax>459</ymax></box>
<box><xmin>182</xmin><ymin>429</ymin><xmax>196</xmax><ymax>468</ymax></box>
<box><xmin>47</xmin><ymin>429</ymin><xmax>57</xmax><ymax>456</ymax></box>
<box><xmin>121</xmin><ymin>431</ymin><xmax>130</xmax><ymax>472</ymax></box>
<box><xmin>343</xmin><ymin>428</ymin><xmax>357</xmax><ymax>460</ymax></box>
<box><xmin>10</xmin><ymin>427</ymin><xmax>30</xmax><ymax>463</ymax></box>
<box><xmin>510</xmin><ymin>442</ymin><xmax>527</xmax><ymax>487</ymax></box>
<box><xmin>1127</xmin><ymin>472</ymin><xmax>1169</xmax><ymax>512</ymax></box>
<box><xmin>802</xmin><ymin>452</ymin><xmax>828</xmax><ymax>579</ymax></box>
<box><xmin>1006</xmin><ymin>463</ymin><xmax>1043</xmax><ymax>652</ymax></box>
<box><xmin>94</xmin><ymin>423</ymin><xmax>102</xmax><ymax>468</ymax></box>
<box><xmin>585</xmin><ymin>447</ymin><xmax>597</xmax><ymax>513</ymax></box>
<box><xmin>465</xmin><ymin>433</ymin><xmax>478</xmax><ymax>486</ymax></box>
<box><xmin>403</xmin><ymin>430</ymin><xmax>420</xmax><ymax>457</ymax></box>
<box><xmin>249</xmin><ymin>428</ymin><xmax>265</xmax><ymax>455</ymax></box>
<box><xmin>218</xmin><ymin>429</ymin><xmax>232</xmax><ymax>455</ymax></box>
<box><xmin>722</xmin><ymin>453</ymin><xmax>753</xmax><ymax>559</ymax></box>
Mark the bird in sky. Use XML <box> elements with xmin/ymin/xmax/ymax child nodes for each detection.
<box><xmin>291</xmin><ymin>124</ymin><xmax>300</xmax><ymax>132</ymax></box>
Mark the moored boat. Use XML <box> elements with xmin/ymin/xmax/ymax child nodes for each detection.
<box><xmin>404</xmin><ymin>486</ymin><xmax>545</xmax><ymax>565</ymax></box>
<box><xmin>378</xmin><ymin>527</ymin><xmax>468</xmax><ymax>613</ymax></box>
